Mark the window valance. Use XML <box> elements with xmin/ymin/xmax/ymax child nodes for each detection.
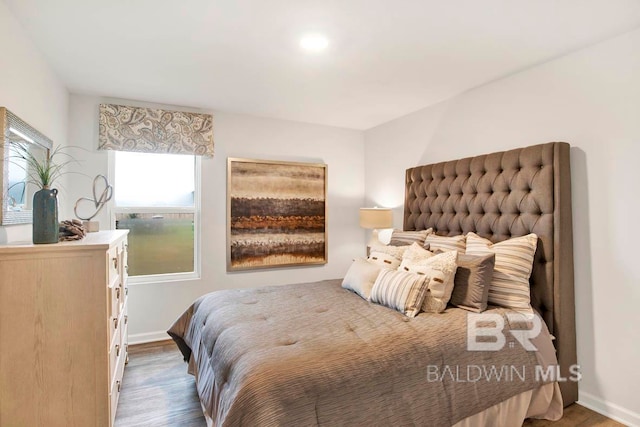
<box><xmin>98</xmin><ymin>104</ymin><xmax>214</xmax><ymax>157</ymax></box>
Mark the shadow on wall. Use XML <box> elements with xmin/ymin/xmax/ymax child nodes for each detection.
<box><xmin>570</xmin><ymin>147</ymin><xmax>597</xmax><ymax>400</ymax></box>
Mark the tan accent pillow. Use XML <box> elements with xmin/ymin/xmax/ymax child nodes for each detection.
<box><xmin>342</xmin><ymin>258</ymin><xmax>384</xmax><ymax>300</ymax></box>
<box><xmin>465</xmin><ymin>232</ymin><xmax>538</xmax><ymax>312</ymax></box>
<box><xmin>398</xmin><ymin>244</ymin><xmax>458</xmax><ymax>313</ymax></box>
<box><xmin>450</xmin><ymin>253</ymin><xmax>495</xmax><ymax>312</ymax></box>
<box><xmin>369</xmin><ymin>269</ymin><xmax>430</xmax><ymax>317</ymax></box>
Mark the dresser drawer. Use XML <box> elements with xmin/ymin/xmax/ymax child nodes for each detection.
<box><xmin>121</xmin><ymin>240</ymin><xmax>129</xmax><ymax>281</ymax></box>
<box><xmin>107</xmin><ymin>245</ymin><xmax>121</xmax><ymax>288</ymax></box>
<box><xmin>109</xmin><ymin>348</ymin><xmax>126</xmax><ymax>426</ymax></box>
<box><xmin>109</xmin><ymin>310</ymin><xmax>120</xmax><ymax>348</ymax></box>
<box><xmin>109</xmin><ymin>281</ymin><xmax>122</xmax><ymax>325</ymax></box>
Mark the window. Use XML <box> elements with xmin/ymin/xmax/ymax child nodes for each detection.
<box><xmin>112</xmin><ymin>151</ymin><xmax>200</xmax><ymax>282</ymax></box>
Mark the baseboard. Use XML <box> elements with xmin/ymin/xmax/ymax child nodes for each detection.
<box><xmin>579</xmin><ymin>391</ymin><xmax>639</xmax><ymax>427</ymax></box>
<box><xmin>128</xmin><ymin>330</ymin><xmax>170</xmax><ymax>345</ymax></box>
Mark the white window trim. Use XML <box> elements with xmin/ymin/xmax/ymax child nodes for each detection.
<box><xmin>108</xmin><ymin>150</ymin><xmax>202</xmax><ymax>285</ymax></box>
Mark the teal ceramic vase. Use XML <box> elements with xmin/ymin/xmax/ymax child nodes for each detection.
<box><xmin>33</xmin><ymin>187</ymin><xmax>59</xmax><ymax>244</ymax></box>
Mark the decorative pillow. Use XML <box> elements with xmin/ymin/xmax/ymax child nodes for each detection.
<box><xmin>368</xmin><ymin>252</ymin><xmax>402</xmax><ymax>269</ymax></box>
<box><xmin>342</xmin><ymin>258</ymin><xmax>385</xmax><ymax>300</ymax></box>
<box><xmin>424</xmin><ymin>234</ymin><xmax>466</xmax><ymax>253</ymax></box>
<box><xmin>367</xmin><ymin>244</ymin><xmax>408</xmax><ymax>269</ymax></box>
<box><xmin>399</xmin><ymin>242</ymin><xmax>436</xmax><ymax>268</ymax></box>
<box><xmin>389</xmin><ymin>228</ymin><xmax>432</xmax><ymax>247</ymax></box>
<box><xmin>369</xmin><ymin>269</ymin><xmax>430</xmax><ymax>317</ymax></box>
<box><xmin>398</xmin><ymin>245</ymin><xmax>458</xmax><ymax>313</ymax></box>
<box><xmin>449</xmin><ymin>253</ymin><xmax>495</xmax><ymax>312</ymax></box>
<box><xmin>465</xmin><ymin>232</ymin><xmax>538</xmax><ymax>312</ymax></box>
<box><xmin>369</xmin><ymin>244</ymin><xmax>408</xmax><ymax>259</ymax></box>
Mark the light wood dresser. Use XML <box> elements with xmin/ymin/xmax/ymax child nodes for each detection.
<box><xmin>0</xmin><ymin>230</ymin><xmax>129</xmax><ymax>427</ymax></box>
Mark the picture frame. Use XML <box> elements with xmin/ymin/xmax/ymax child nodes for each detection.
<box><xmin>227</xmin><ymin>158</ymin><xmax>328</xmax><ymax>271</ymax></box>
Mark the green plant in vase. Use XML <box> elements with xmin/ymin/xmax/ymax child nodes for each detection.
<box><xmin>9</xmin><ymin>143</ymin><xmax>76</xmax><ymax>244</ymax></box>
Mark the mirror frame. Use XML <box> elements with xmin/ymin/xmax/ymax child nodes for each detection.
<box><xmin>1</xmin><ymin>107</ymin><xmax>53</xmax><ymax>226</ymax></box>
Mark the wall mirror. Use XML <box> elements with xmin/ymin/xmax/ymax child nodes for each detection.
<box><xmin>1</xmin><ymin>107</ymin><xmax>52</xmax><ymax>225</ymax></box>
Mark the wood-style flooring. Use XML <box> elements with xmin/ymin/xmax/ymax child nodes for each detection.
<box><xmin>115</xmin><ymin>340</ymin><xmax>625</xmax><ymax>427</ymax></box>
<box><xmin>115</xmin><ymin>340</ymin><xmax>206</xmax><ymax>427</ymax></box>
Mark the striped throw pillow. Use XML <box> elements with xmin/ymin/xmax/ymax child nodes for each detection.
<box><xmin>465</xmin><ymin>232</ymin><xmax>538</xmax><ymax>312</ymax></box>
<box><xmin>370</xmin><ymin>269</ymin><xmax>430</xmax><ymax>317</ymax></box>
<box><xmin>389</xmin><ymin>228</ymin><xmax>432</xmax><ymax>246</ymax></box>
<box><xmin>425</xmin><ymin>234</ymin><xmax>466</xmax><ymax>253</ymax></box>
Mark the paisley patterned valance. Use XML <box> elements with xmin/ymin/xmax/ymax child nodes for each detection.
<box><xmin>98</xmin><ymin>104</ymin><xmax>214</xmax><ymax>157</ymax></box>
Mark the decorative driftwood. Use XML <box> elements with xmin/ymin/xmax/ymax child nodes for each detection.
<box><xmin>59</xmin><ymin>219</ymin><xmax>86</xmax><ymax>241</ymax></box>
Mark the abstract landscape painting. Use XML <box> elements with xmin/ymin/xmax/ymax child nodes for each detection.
<box><xmin>227</xmin><ymin>158</ymin><xmax>327</xmax><ymax>271</ymax></box>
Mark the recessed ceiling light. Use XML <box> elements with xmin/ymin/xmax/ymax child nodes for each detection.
<box><xmin>300</xmin><ymin>34</ymin><xmax>329</xmax><ymax>52</ymax></box>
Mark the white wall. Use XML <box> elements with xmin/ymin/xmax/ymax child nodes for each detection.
<box><xmin>364</xmin><ymin>28</ymin><xmax>640</xmax><ymax>425</ymax></box>
<box><xmin>0</xmin><ymin>1</ymin><xmax>69</xmax><ymax>244</ymax></box>
<box><xmin>67</xmin><ymin>94</ymin><xmax>365</xmax><ymax>342</ymax></box>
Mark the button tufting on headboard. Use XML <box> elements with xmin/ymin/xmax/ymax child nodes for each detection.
<box><xmin>403</xmin><ymin>142</ymin><xmax>577</xmax><ymax>406</ymax></box>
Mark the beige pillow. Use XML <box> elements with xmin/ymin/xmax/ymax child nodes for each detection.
<box><xmin>369</xmin><ymin>269</ymin><xmax>430</xmax><ymax>317</ymax></box>
<box><xmin>399</xmin><ymin>242</ymin><xmax>436</xmax><ymax>267</ymax></box>
<box><xmin>342</xmin><ymin>258</ymin><xmax>384</xmax><ymax>300</ymax></box>
<box><xmin>368</xmin><ymin>244</ymin><xmax>408</xmax><ymax>269</ymax></box>
<box><xmin>465</xmin><ymin>232</ymin><xmax>538</xmax><ymax>312</ymax></box>
<box><xmin>369</xmin><ymin>244</ymin><xmax>408</xmax><ymax>259</ymax></box>
<box><xmin>368</xmin><ymin>252</ymin><xmax>402</xmax><ymax>269</ymax></box>
<box><xmin>398</xmin><ymin>244</ymin><xmax>458</xmax><ymax>313</ymax></box>
<box><xmin>424</xmin><ymin>234</ymin><xmax>466</xmax><ymax>253</ymax></box>
<box><xmin>389</xmin><ymin>228</ymin><xmax>432</xmax><ymax>247</ymax></box>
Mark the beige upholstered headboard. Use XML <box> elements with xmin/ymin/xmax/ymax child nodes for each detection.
<box><xmin>404</xmin><ymin>142</ymin><xmax>577</xmax><ymax>406</ymax></box>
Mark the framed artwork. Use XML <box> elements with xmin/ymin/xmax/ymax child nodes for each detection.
<box><xmin>227</xmin><ymin>158</ymin><xmax>328</xmax><ymax>271</ymax></box>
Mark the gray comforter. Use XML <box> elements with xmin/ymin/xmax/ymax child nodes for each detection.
<box><xmin>168</xmin><ymin>279</ymin><xmax>555</xmax><ymax>426</ymax></box>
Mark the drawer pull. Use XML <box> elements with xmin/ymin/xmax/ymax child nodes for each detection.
<box><xmin>124</xmin><ymin>315</ymin><xmax>128</xmax><ymax>325</ymax></box>
<box><xmin>113</xmin><ymin>317</ymin><xmax>118</xmax><ymax>330</ymax></box>
<box><xmin>112</xmin><ymin>257</ymin><xmax>118</xmax><ymax>270</ymax></box>
<box><xmin>115</xmin><ymin>344</ymin><xmax>120</xmax><ymax>357</ymax></box>
<box><xmin>125</xmin><ymin>287</ymin><xmax>129</xmax><ymax>296</ymax></box>
<box><xmin>116</xmin><ymin>287</ymin><xmax>121</xmax><ymax>300</ymax></box>
<box><xmin>116</xmin><ymin>380</ymin><xmax>121</xmax><ymax>392</ymax></box>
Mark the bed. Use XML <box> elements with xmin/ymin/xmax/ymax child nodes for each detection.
<box><xmin>169</xmin><ymin>142</ymin><xmax>577</xmax><ymax>426</ymax></box>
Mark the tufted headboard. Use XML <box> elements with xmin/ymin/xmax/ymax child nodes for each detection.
<box><xmin>404</xmin><ymin>142</ymin><xmax>577</xmax><ymax>406</ymax></box>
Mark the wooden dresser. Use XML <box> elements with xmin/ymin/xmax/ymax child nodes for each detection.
<box><xmin>0</xmin><ymin>230</ymin><xmax>129</xmax><ymax>427</ymax></box>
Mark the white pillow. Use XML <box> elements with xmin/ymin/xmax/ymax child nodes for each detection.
<box><xmin>369</xmin><ymin>244</ymin><xmax>408</xmax><ymax>259</ymax></box>
<box><xmin>399</xmin><ymin>242</ymin><xmax>436</xmax><ymax>268</ymax></box>
<box><xmin>465</xmin><ymin>232</ymin><xmax>538</xmax><ymax>312</ymax></box>
<box><xmin>399</xmin><ymin>244</ymin><xmax>458</xmax><ymax>313</ymax></box>
<box><xmin>368</xmin><ymin>244</ymin><xmax>408</xmax><ymax>269</ymax></box>
<box><xmin>341</xmin><ymin>258</ymin><xmax>384</xmax><ymax>300</ymax></box>
<box><xmin>368</xmin><ymin>252</ymin><xmax>402</xmax><ymax>269</ymax></box>
<box><xmin>369</xmin><ymin>269</ymin><xmax>430</xmax><ymax>317</ymax></box>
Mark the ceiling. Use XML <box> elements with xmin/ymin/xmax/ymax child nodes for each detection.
<box><xmin>6</xmin><ymin>0</ymin><xmax>640</xmax><ymax>130</ymax></box>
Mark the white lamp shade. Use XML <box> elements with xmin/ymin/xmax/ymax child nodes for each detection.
<box><xmin>359</xmin><ymin>208</ymin><xmax>393</xmax><ymax>229</ymax></box>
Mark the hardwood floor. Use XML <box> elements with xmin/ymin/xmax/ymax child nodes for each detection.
<box><xmin>115</xmin><ymin>340</ymin><xmax>624</xmax><ymax>427</ymax></box>
<box><xmin>115</xmin><ymin>340</ymin><xmax>206</xmax><ymax>427</ymax></box>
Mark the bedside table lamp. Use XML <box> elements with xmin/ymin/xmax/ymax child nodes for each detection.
<box><xmin>359</xmin><ymin>207</ymin><xmax>393</xmax><ymax>248</ymax></box>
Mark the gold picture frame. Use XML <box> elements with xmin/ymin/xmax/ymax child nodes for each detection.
<box><xmin>227</xmin><ymin>158</ymin><xmax>328</xmax><ymax>271</ymax></box>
